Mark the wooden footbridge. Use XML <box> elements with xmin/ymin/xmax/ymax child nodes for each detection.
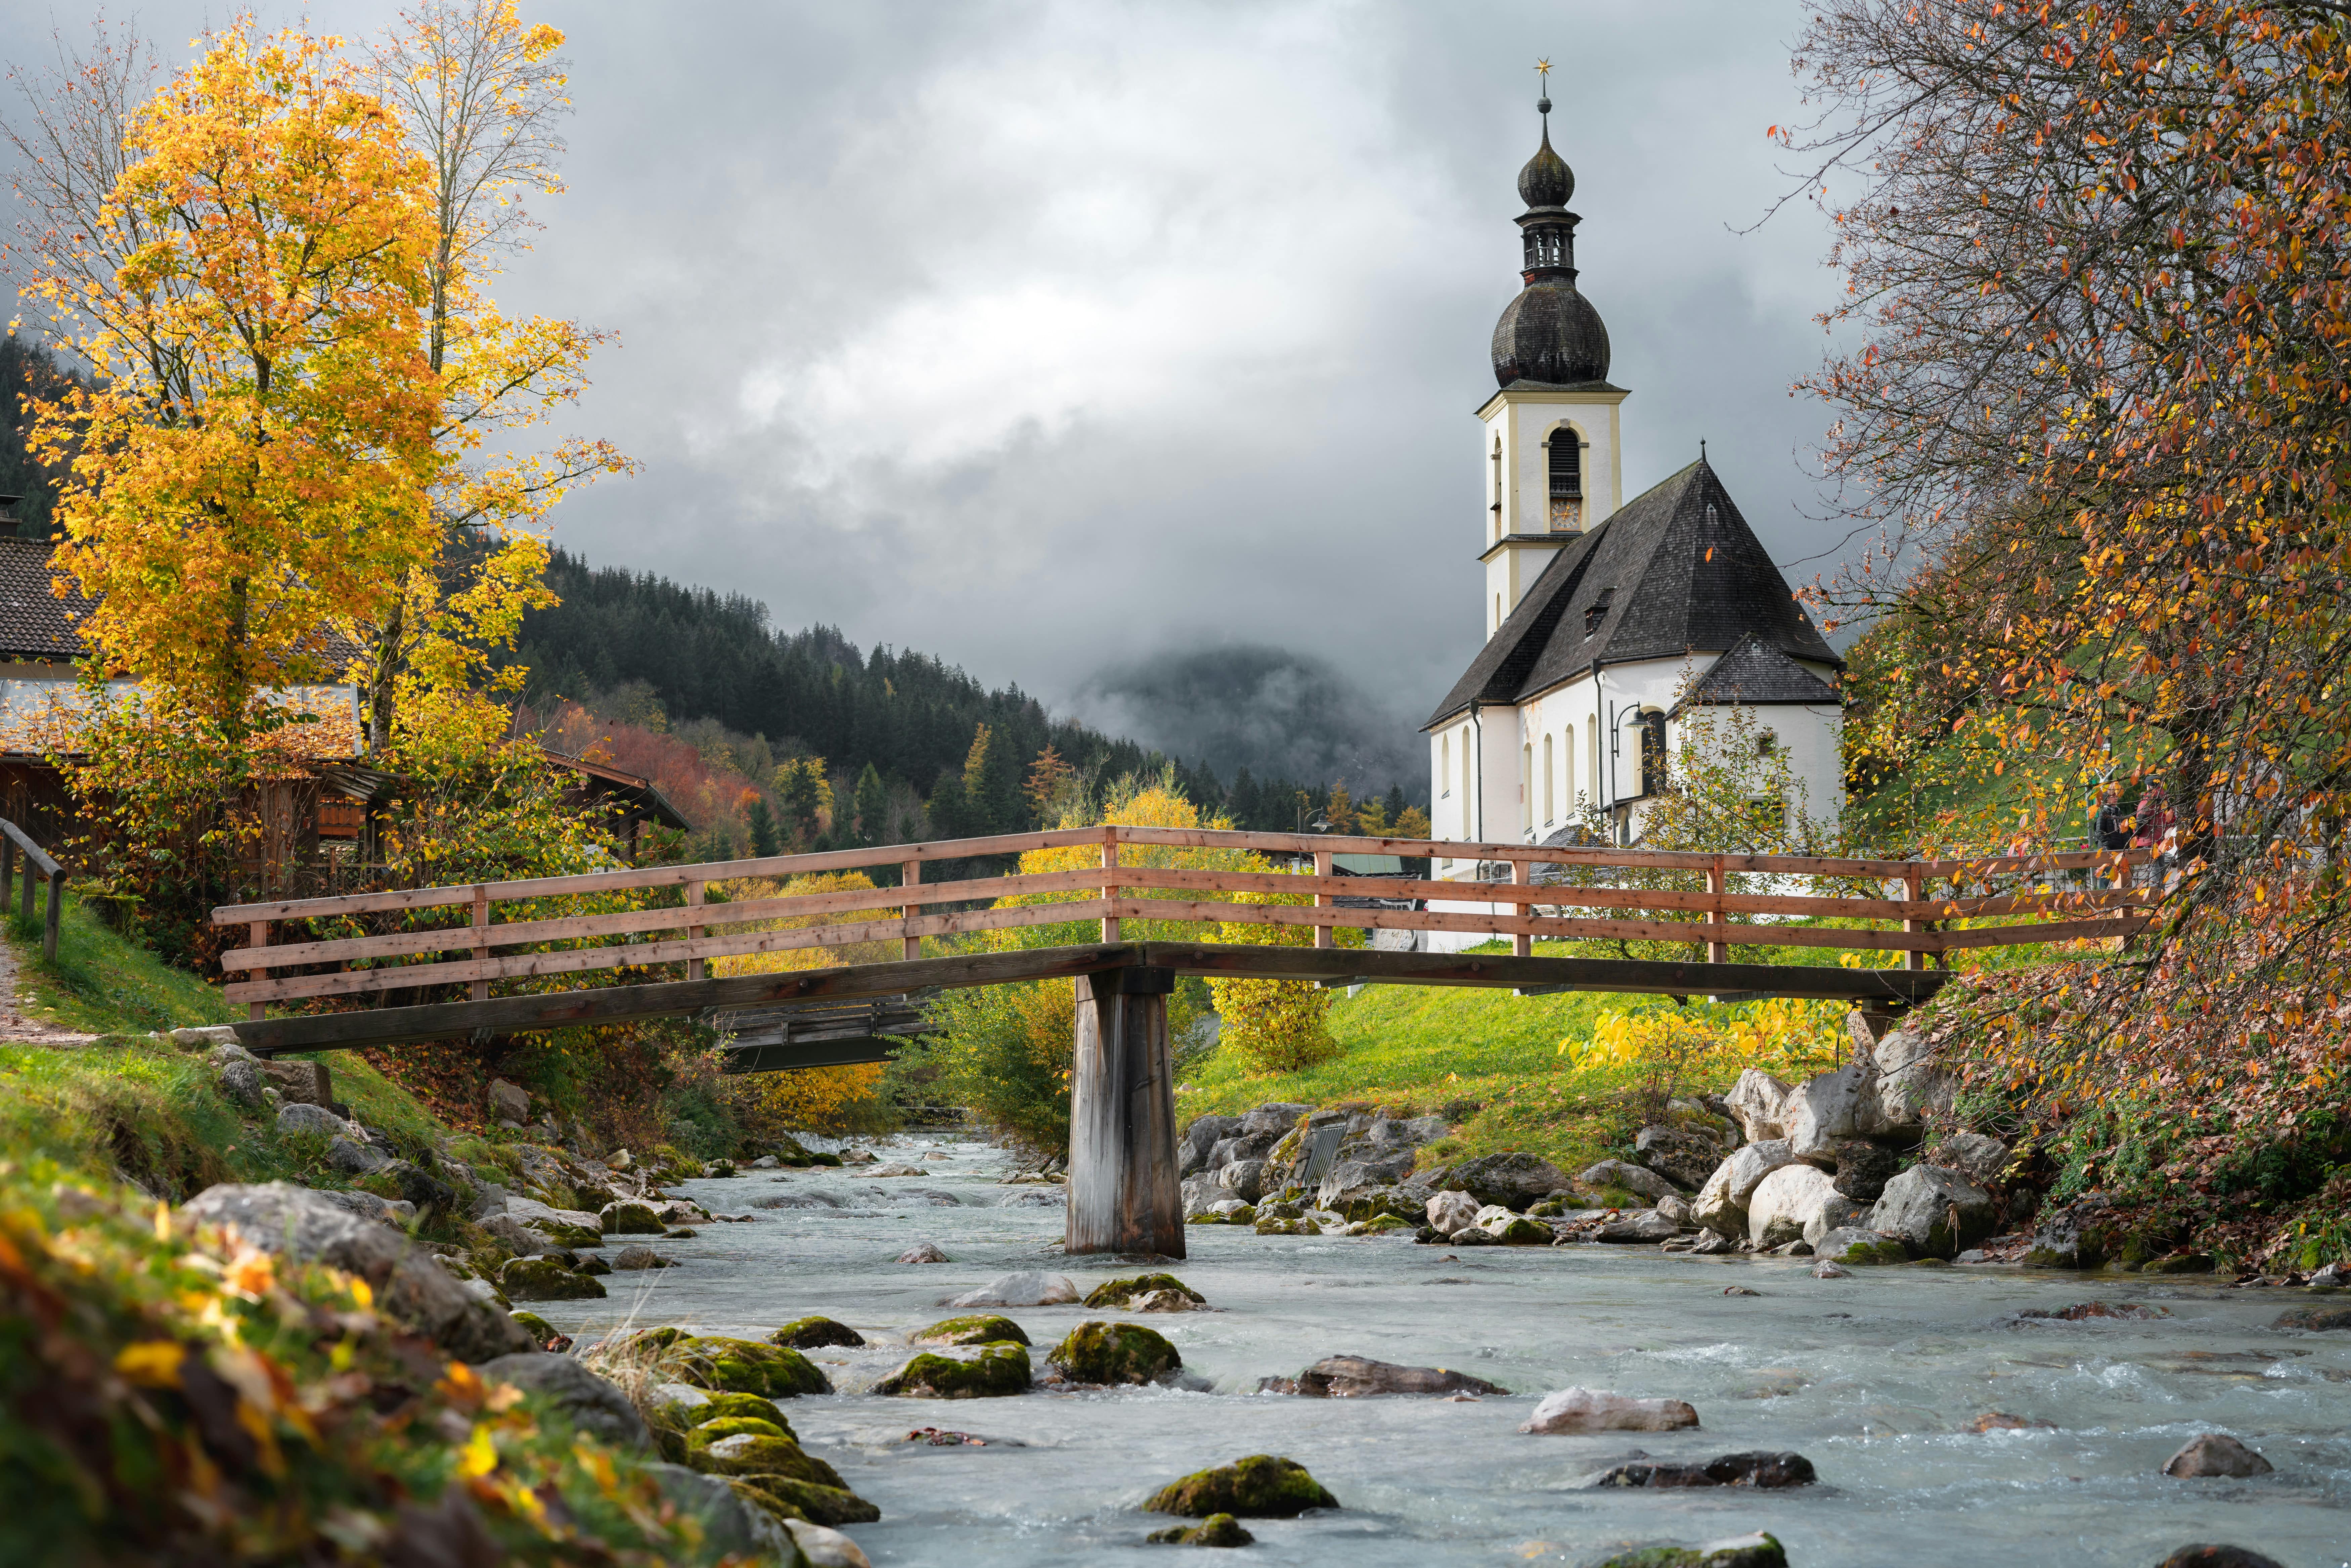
<box><xmin>210</xmin><ymin>825</ymin><xmax>2152</xmax><ymax>1256</ymax></box>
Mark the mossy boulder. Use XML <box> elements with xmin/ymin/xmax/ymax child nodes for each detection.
<box><xmin>1359</xmin><ymin>1214</ymin><xmax>1414</xmax><ymax>1233</ymax></box>
<box><xmin>528</xmin><ymin>1221</ymin><xmax>605</xmax><ymax>1250</ymax></box>
<box><xmin>688</xmin><ymin>1416</ymin><xmax>791</xmax><ymax>1447</ymax></box>
<box><xmin>499</xmin><ymin>1256</ymin><xmax>606</xmax><ymax>1301</ymax></box>
<box><xmin>671</xmin><ymin>1335</ymin><xmax>832</xmax><ymax>1397</ymax></box>
<box><xmin>769</xmin><ymin>1315</ymin><xmax>866</xmax><ymax>1349</ymax></box>
<box><xmin>807</xmin><ymin>1152</ymin><xmax>844</xmax><ymax>1168</ymax></box>
<box><xmin>706</xmin><ymin>1159</ymin><xmax>738</xmax><ymax>1177</ymax></box>
<box><xmin>1591</xmin><ymin>1533</ymin><xmax>1786</xmax><ymax>1568</ymax></box>
<box><xmin>1048</xmin><ymin>1320</ymin><xmax>1181</xmax><ymax>1385</ymax></box>
<box><xmin>912</xmin><ymin>1313</ymin><xmax>1030</xmax><ymax>1347</ymax></box>
<box><xmin>1254</xmin><ymin>1216</ymin><xmax>1315</xmax><ymax>1236</ymax></box>
<box><xmin>1494</xmin><ymin>1216</ymin><xmax>1554</xmax><ymax>1245</ymax></box>
<box><xmin>506</xmin><ymin>1310</ymin><xmax>566</xmax><ymax>1349</ymax></box>
<box><xmin>1146</xmin><ymin>1512</ymin><xmax>1254</xmax><ymax>1546</ymax></box>
<box><xmin>873</xmin><ymin>1342</ymin><xmax>1033</xmax><ymax>1398</ymax></box>
<box><xmin>690</xmin><ymin>1432</ymin><xmax>847</xmax><ymax>1489</ymax></box>
<box><xmin>1084</xmin><ymin>1273</ymin><xmax>1204</xmax><ymax>1310</ymax></box>
<box><xmin>1144</xmin><ymin>1454</ymin><xmax>1337</xmax><ymax>1518</ymax></box>
<box><xmin>686</xmin><ymin>1392</ymin><xmax>797</xmax><ymax>1439</ymax></box>
<box><xmin>600</xmin><ymin>1201</ymin><xmax>664</xmax><ymax>1235</ymax></box>
<box><xmin>1258</xmin><ymin>1200</ymin><xmax>1304</xmax><ymax>1220</ymax></box>
<box><xmin>734</xmin><ymin>1475</ymin><xmax>881</xmax><ymax>1528</ymax></box>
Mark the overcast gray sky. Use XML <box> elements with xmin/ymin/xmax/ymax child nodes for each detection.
<box><xmin>6</xmin><ymin>1</ymin><xmax>1851</xmax><ymax>787</ymax></box>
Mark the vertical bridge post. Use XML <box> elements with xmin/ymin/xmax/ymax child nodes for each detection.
<box><xmin>1066</xmin><ymin>963</ymin><xmax>1183</xmax><ymax>1257</ymax></box>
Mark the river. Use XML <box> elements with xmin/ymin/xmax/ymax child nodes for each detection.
<box><xmin>525</xmin><ymin>1135</ymin><xmax>2351</xmax><ymax>1567</ymax></box>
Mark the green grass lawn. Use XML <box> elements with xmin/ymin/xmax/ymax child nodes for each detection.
<box><xmin>1177</xmin><ymin>942</ymin><xmax>1863</xmax><ymax>1173</ymax></box>
<box><xmin>7</xmin><ymin>890</ymin><xmax>240</xmax><ymax>1036</ymax></box>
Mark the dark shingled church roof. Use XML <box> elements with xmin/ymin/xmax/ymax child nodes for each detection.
<box><xmin>1423</xmin><ymin>458</ymin><xmax>1839</xmax><ymax>729</ymax></box>
<box><xmin>1670</xmin><ymin>632</ymin><xmax>1840</xmax><ymax>713</ymax></box>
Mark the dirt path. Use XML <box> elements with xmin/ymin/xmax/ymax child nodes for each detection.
<box><xmin>0</xmin><ymin>931</ymin><xmax>97</xmax><ymax>1045</ymax></box>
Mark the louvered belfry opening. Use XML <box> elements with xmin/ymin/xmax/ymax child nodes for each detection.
<box><xmin>1548</xmin><ymin>428</ymin><xmax>1583</xmax><ymax>531</ymax></box>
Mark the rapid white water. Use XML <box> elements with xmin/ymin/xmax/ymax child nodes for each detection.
<box><xmin>528</xmin><ymin>1136</ymin><xmax>2351</xmax><ymax>1567</ymax></box>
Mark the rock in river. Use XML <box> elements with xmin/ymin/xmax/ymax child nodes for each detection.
<box><xmin>911</xmin><ymin>1314</ymin><xmax>1030</xmax><ymax>1347</ymax></box>
<box><xmin>1591</xmin><ymin>1532</ymin><xmax>1786</xmax><ymax>1568</ymax></box>
<box><xmin>897</xmin><ymin>1242</ymin><xmax>951</xmax><ymax>1263</ymax></box>
<box><xmin>1146</xmin><ymin>1511</ymin><xmax>1254</xmax><ymax>1547</ymax></box>
<box><xmin>667</xmin><ymin>1336</ymin><xmax>832</xmax><ymax>1398</ymax></box>
<box><xmin>1692</xmin><ymin>1140</ymin><xmax>1794</xmax><ymax>1235</ymax></box>
<box><xmin>875</xmin><ymin>1342</ymin><xmax>1034</xmax><ymax>1398</ymax></box>
<box><xmin>1085</xmin><ymin>1273</ymin><xmax>1204</xmax><ymax>1309</ymax></box>
<box><xmin>1255</xmin><ymin>1355</ymin><xmax>1507</xmax><ymax>1398</ymax></box>
<box><xmin>1591</xmin><ymin>1451</ymin><xmax>1815</xmax><ymax>1489</ymax></box>
<box><xmin>1596</xmin><ymin>1209</ymin><xmax>1680</xmax><ymax>1244</ymax></box>
<box><xmin>2151</xmin><ymin>1550</ymin><xmax>2287</xmax><ymax>1568</ymax></box>
<box><xmin>769</xmin><ymin>1315</ymin><xmax>866</xmax><ymax>1349</ymax></box>
<box><xmin>1426</xmin><ymin>1190</ymin><xmax>1481</xmax><ymax>1233</ymax></box>
<box><xmin>1868</xmin><ymin>1164</ymin><xmax>1996</xmax><ymax>1259</ymax></box>
<box><xmin>1745</xmin><ymin>1164</ymin><xmax>1837</xmax><ymax>1249</ymax></box>
<box><xmin>945</xmin><ymin>1270</ymin><xmax>1078</xmax><ymax>1307</ymax></box>
<box><xmin>501</xmin><ymin>1256</ymin><xmax>608</xmax><ymax>1301</ymax></box>
<box><xmin>1145</xmin><ymin>1455</ymin><xmax>1338</xmax><ymax>1518</ymax></box>
<box><xmin>2162</xmin><ymin>1433</ymin><xmax>2273</xmax><ymax>1478</ymax></box>
<box><xmin>1520</xmin><ymin>1387</ymin><xmax>1700</xmax><ymax>1434</ymax></box>
<box><xmin>1047</xmin><ymin>1320</ymin><xmax>1181</xmax><ymax>1385</ymax></box>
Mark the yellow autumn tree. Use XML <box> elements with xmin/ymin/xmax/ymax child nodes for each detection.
<box><xmin>357</xmin><ymin>0</ymin><xmax>633</xmax><ymax>756</ymax></box>
<box><xmin>26</xmin><ymin>22</ymin><xmax>445</xmax><ymax>735</ymax></box>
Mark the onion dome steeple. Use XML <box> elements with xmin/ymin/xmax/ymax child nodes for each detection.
<box><xmin>1491</xmin><ymin>78</ymin><xmax>1611</xmax><ymax>388</ymax></box>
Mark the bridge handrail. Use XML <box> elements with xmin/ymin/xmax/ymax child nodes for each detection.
<box><xmin>210</xmin><ymin>823</ymin><xmax>2156</xmax><ymax>924</ymax></box>
<box><xmin>209</xmin><ymin>824</ymin><xmax>2163</xmax><ymax>1017</ymax></box>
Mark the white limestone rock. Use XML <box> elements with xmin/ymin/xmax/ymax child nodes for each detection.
<box><xmin>1802</xmin><ymin>1191</ymin><xmax>1870</xmax><ymax>1248</ymax></box>
<box><xmin>1870</xmin><ymin>1021</ymin><xmax>1957</xmax><ymax>1129</ymax></box>
<box><xmin>1725</xmin><ymin>1068</ymin><xmax>1793</xmax><ymax>1142</ymax></box>
<box><xmin>1519</xmin><ymin>1386</ymin><xmax>1700</xmax><ymax>1434</ymax></box>
<box><xmin>1868</xmin><ymin>1164</ymin><xmax>1997</xmax><ymax>1259</ymax></box>
<box><xmin>1691</xmin><ymin>1139</ymin><xmax>1794</xmax><ymax>1234</ymax></box>
<box><xmin>944</xmin><ymin>1271</ymin><xmax>1078</xmax><ymax>1307</ymax></box>
<box><xmin>1425</xmin><ymin>1190</ymin><xmax>1481</xmax><ymax>1234</ymax></box>
<box><xmin>1746</xmin><ymin>1163</ymin><xmax>1839</xmax><ymax>1249</ymax></box>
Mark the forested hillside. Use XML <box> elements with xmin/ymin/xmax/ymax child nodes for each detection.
<box><xmin>507</xmin><ymin>550</ymin><xmax>1414</xmax><ymax>852</ymax></box>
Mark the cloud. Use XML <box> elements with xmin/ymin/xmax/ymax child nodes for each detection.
<box><xmin>1067</xmin><ymin>643</ymin><xmax>1424</xmax><ymax>796</ymax></box>
<box><xmin>0</xmin><ymin>0</ymin><xmax>1853</xmax><ymax>786</ymax></box>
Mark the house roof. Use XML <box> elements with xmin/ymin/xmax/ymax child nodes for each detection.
<box><xmin>0</xmin><ymin>540</ymin><xmax>96</xmax><ymax>661</ymax></box>
<box><xmin>539</xmin><ymin>745</ymin><xmax>692</xmax><ymax>832</ymax></box>
<box><xmin>1424</xmin><ymin>458</ymin><xmax>1839</xmax><ymax>729</ymax></box>
<box><xmin>1669</xmin><ymin>632</ymin><xmax>1841</xmax><ymax>713</ymax></box>
<box><xmin>0</xmin><ymin>537</ymin><xmax>366</xmax><ymax>669</ymax></box>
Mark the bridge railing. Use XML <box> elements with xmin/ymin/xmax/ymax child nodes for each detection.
<box><xmin>210</xmin><ymin>825</ymin><xmax>2159</xmax><ymax>1018</ymax></box>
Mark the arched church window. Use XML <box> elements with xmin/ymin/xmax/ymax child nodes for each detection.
<box><xmin>1548</xmin><ymin>427</ymin><xmax>1583</xmax><ymax>531</ymax></box>
<box><xmin>1543</xmin><ymin>733</ymin><xmax>1555</xmax><ymax>825</ymax></box>
<box><xmin>1440</xmin><ymin>732</ymin><xmax>1451</xmax><ymax>798</ymax></box>
<box><xmin>1638</xmin><ymin>710</ymin><xmax>1670</xmax><ymax>799</ymax></box>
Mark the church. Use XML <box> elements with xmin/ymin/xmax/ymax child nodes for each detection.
<box><xmin>1421</xmin><ymin>90</ymin><xmax>1845</xmax><ymax>888</ymax></box>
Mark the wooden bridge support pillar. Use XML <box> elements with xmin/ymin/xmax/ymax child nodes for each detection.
<box><xmin>1066</xmin><ymin>964</ymin><xmax>1184</xmax><ymax>1258</ymax></box>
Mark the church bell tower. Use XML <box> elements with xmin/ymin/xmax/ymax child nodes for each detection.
<box><xmin>1476</xmin><ymin>77</ymin><xmax>1628</xmax><ymax>637</ymax></box>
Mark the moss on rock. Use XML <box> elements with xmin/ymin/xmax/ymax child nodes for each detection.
<box><xmin>912</xmin><ymin>1313</ymin><xmax>1031</xmax><ymax>1347</ymax></box>
<box><xmin>769</xmin><ymin>1315</ymin><xmax>866</xmax><ymax>1349</ymax></box>
<box><xmin>734</xmin><ymin>1475</ymin><xmax>882</xmax><ymax>1527</ymax></box>
<box><xmin>688</xmin><ymin>1415</ymin><xmax>791</xmax><ymax>1446</ymax></box>
<box><xmin>498</xmin><ymin>1256</ymin><xmax>606</xmax><ymax>1301</ymax></box>
<box><xmin>1494</xmin><ymin>1216</ymin><xmax>1554</xmax><ymax>1245</ymax></box>
<box><xmin>1049</xmin><ymin>1320</ymin><xmax>1182</xmax><ymax>1385</ymax></box>
<box><xmin>689</xmin><ymin>1432</ymin><xmax>847</xmax><ymax>1489</ymax></box>
<box><xmin>873</xmin><ymin>1342</ymin><xmax>1033</xmax><ymax>1398</ymax></box>
<box><xmin>686</xmin><ymin>1392</ymin><xmax>797</xmax><ymax>1439</ymax></box>
<box><xmin>599</xmin><ymin>1201</ymin><xmax>663</xmax><ymax>1235</ymax></box>
<box><xmin>1144</xmin><ymin>1454</ymin><xmax>1337</xmax><ymax>1518</ymax></box>
<box><xmin>1146</xmin><ymin>1511</ymin><xmax>1255</xmax><ymax>1546</ymax></box>
<box><xmin>671</xmin><ymin>1335</ymin><xmax>832</xmax><ymax>1397</ymax></box>
<box><xmin>1591</xmin><ymin>1533</ymin><xmax>1787</xmax><ymax>1568</ymax></box>
<box><xmin>1083</xmin><ymin>1273</ymin><xmax>1204</xmax><ymax>1309</ymax></box>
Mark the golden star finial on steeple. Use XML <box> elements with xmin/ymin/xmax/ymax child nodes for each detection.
<box><xmin>1535</xmin><ymin>58</ymin><xmax>1551</xmax><ymax>86</ymax></box>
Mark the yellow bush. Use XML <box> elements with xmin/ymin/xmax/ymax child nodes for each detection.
<box><xmin>1566</xmin><ymin>996</ymin><xmax>1846</xmax><ymax>1120</ymax></box>
<box><xmin>1208</xmin><ymin>890</ymin><xmax>1342</xmax><ymax>1074</ymax></box>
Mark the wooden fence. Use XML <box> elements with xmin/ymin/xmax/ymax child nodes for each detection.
<box><xmin>0</xmin><ymin>817</ymin><xmax>65</xmax><ymax>961</ymax></box>
<box><xmin>211</xmin><ymin>825</ymin><xmax>2158</xmax><ymax>1020</ymax></box>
